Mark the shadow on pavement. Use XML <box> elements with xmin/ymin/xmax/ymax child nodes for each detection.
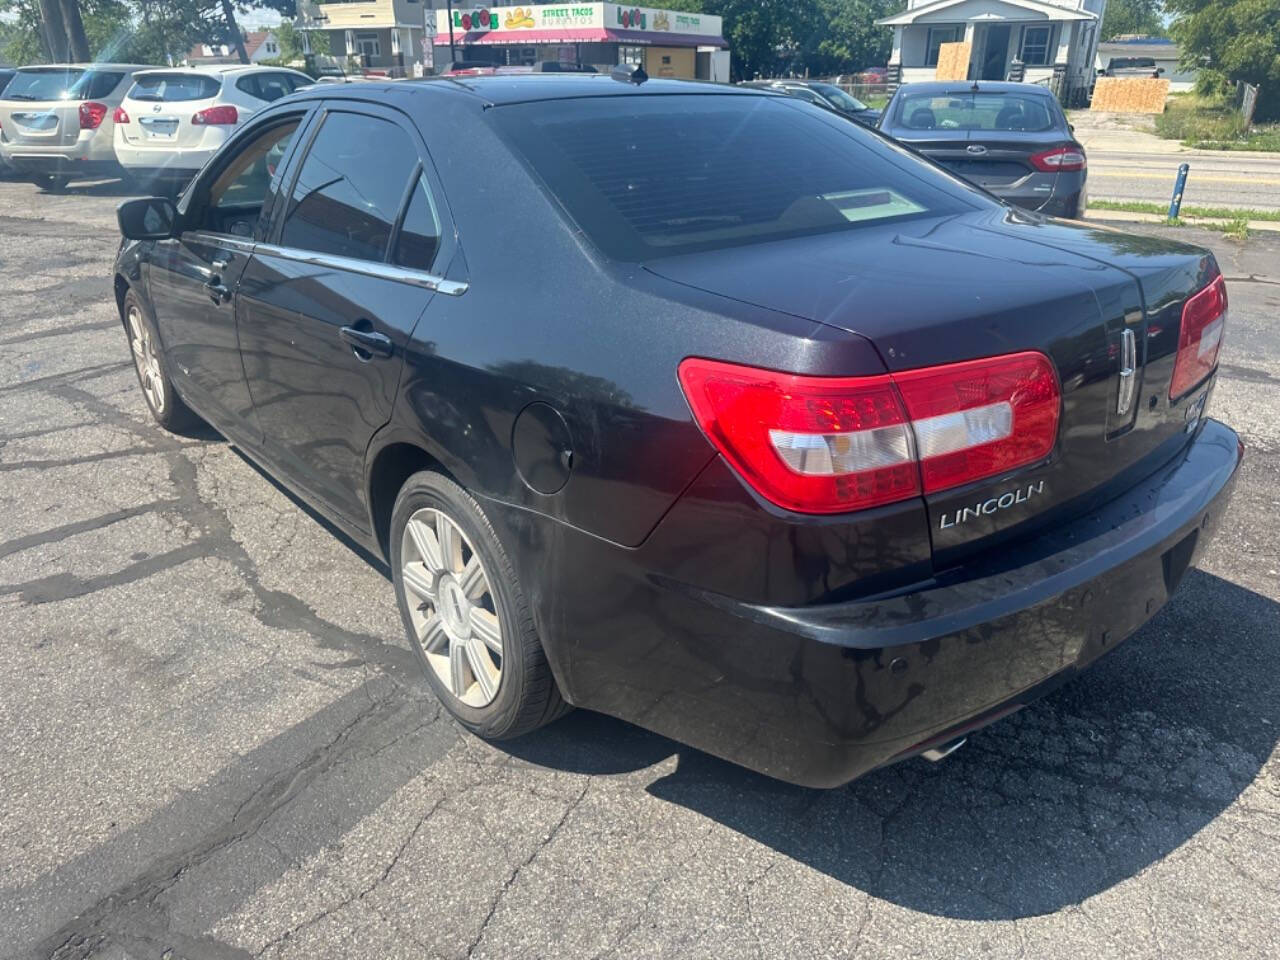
<box><xmin>504</xmin><ymin>569</ymin><xmax>1279</xmax><ymax>920</ymax></box>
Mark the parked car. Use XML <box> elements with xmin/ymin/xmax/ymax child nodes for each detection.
<box><xmin>741</xmin><ymin>79</ymin><xmax>881</xmax><ymax>126</ymax></box>
<box><xmin>0</xmin><ymin>64</ymin><xmax>154</xmax><ymax>191</ymax></box>
<box><xmin>0</xmin><ymin>68</ymin><xmax>15</xmax><ymax>178</ymax></box>
<box><xmin>113</xmin><ymin>76</ymin><xmax>1238</xmax><ymax>788</ymax></box>
<box><xmin>440</xmin><ymin>61</ymin><xmax>498</xmax><ymax>76</ymax></box>
<box><xmin>113</xmin><ymin>65</ymin><xmax>312</xmax><ymax>190</ymax></box>
<box><xmin>530</xmin><ymin>61</ymin><xmax>597</xmax><ymax>73</ymax></box>
<box><xmin>1101</xmin><ymin>57</ymin><xmax>1164</xmax><ymax>79</ymax></box>
<box><xmin>879</xmin><ymin>81</ymin><xmax>1087</xmax><ymax>218</ymax></box>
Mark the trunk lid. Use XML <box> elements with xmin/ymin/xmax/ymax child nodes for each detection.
<box><xmin>119</xmin><ymin>72</ymin><xmax>224</xmax><ymax>150</ymax></box>
<box><xmin>646</xmin><ymin>209</ymin><xmax>1217</xmax><ymax>565</ymax></box>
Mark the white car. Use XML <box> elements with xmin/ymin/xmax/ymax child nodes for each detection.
<box><xmin>114</xmin><ymin>65</ymin><xmax>312</xmax><ymax>188</ymax></box>
<box><xmin>0</xmin><ymin>64</ymin><xmax>153</xmax><ymax>190</ymax></box>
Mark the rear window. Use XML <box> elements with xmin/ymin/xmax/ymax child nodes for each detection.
<box><xmin>65</xmin><ymin>71</ymin><xmax>125</xmax><ymax>101</ymax></box>
<box><xmin>3</xmin><ymin>68</ymin><xmax>84</xmax><ymax>101</ymax></box>
<box><xmin>128</xmin><ymin>73</ymin><xmax>221</xmax><ymax>103</ymax></box>
<box><xmin>898</xmin><ymin>92</ymin><xmax>1059</xmax><ymax>132</ymax></box>
<box><xmin>492</xmin><ymin>94</ymin><xmax>975</xmax><ymax>260</ymax></box>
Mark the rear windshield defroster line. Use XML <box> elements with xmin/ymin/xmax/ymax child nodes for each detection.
<box><xmin>490</xmin><ymin>94</ymin><xmax>981</xmax><ymax>261</ymax></box>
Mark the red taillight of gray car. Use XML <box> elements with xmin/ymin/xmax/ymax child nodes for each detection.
<box><xmin>78</xmin><ymin>101</ymin><xmax>108</xmax><ymax>130</ymax></box>
<box><xmin>1170</xmin><ymin>274</ymin><xmax>1227</xmax><ymax>400</ymax></box>
<box><xmin>1029</xmin><ymin>146</ymin><xmax>1086</xmax><ymax>172</ymax></box>
<box><xmin>678</xmin><ymin>352</ymin><xmax>1061</xmax><ymax>514</ymax></box>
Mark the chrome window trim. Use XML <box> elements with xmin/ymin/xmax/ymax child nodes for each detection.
<box><xmin>186</xmin><ymin>231</ymin><xmax>255</xmax><ymax>254</ymax></box>
<box><xmin>254</xmin><ymin>243</ymin><xmax>469</xmax><ymax>297</ymax></box>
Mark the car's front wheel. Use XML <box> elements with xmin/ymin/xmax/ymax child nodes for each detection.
<box><xmin>122</xmin><ymin>290</ymin><xmax>200</xmax><ymax>432</ymax></box>
<box><xmin>391</xmin><ymin>471</ymin><xmax>570</xmax><ymax>739</ymax></box>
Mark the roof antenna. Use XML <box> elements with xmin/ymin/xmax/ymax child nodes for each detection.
<box><xmin>611</xmin><ymin>63</ymin><xmax>648</xmax><ymax>85</ymax></box>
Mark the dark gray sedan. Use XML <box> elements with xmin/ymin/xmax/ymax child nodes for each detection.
<box><xmin>879</xmin><ymin>81</ymin><xmax>1086</xmax><ymax>218</ymax></box>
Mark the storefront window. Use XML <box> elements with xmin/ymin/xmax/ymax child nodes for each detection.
<box><xmin>619</xmin><ymin>45</ymin><xmax>644</xmax><ymax>66</ymax></box>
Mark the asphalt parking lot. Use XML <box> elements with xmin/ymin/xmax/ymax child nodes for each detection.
<box><xmin>1</xmin><ymin>179</ymin><xmax>1278</xmax><ymax>960</ymax></box>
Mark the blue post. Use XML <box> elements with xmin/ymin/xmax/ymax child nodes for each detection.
<box><xmin>1168</xmin><ymin>163</ymin><xmax>1190</xmax><ymax>220</ymax></box>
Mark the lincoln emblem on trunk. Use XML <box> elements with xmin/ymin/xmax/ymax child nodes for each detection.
<box><xmin>939</xmin><ymin>481</ymin><xmax>1047</xmax><ymax>530</ymax></box>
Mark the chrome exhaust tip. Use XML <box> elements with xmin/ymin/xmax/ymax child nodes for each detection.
<box><xmin>921</xmin><ymin>737</ymin><xmax>967</xmax><ymax>762</ymax></box>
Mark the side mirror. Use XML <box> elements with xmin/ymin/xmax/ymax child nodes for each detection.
<box><xmin>117</xmin><ymin>196</ymin><xmax>179</xmax><ymax>241</ymax></box>
<box><xmin>1156</xmin><ymin>67</ymin><xmax>1165</xmax><ymax>76</ymax></box>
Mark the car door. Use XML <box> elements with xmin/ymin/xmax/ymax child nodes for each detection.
<box><xmin>147</xmin><ymin>108</ymin><xmax>311</xmax><ymax>435</ymax></box>
<box><xmin>236</xmin><ymin>105</ymin><xmax>447</xmax><ymax>528</ymax></box>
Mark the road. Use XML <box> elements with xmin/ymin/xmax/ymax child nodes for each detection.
<box><xmin>1</xmin><ymin>180</ymin><xmax>1278</xmax><ymax>960</ymax></box>
<box><xmin>1071</xmin><ymin>112</ymin><xmax>1280</xmax><ymax>212</ymax></box>
<box><xmin>1088</xmin><ymin>150</ymin><xmax>1280</xmax><ymax>211</ymax></box>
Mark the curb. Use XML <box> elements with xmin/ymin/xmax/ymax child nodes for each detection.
<box><xmin>1083</xmin><ymin>209</ymin><xmax>1280</xmax><ymax>234</ymax></box>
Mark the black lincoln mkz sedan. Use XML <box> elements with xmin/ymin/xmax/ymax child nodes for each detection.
<box><xmin>113</xmin><ymin>74</ymin><xmax>1239</xmax><ymax>787</ymax></box>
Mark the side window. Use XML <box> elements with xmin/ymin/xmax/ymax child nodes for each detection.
<box><xmin>258</xmin><ymin>74</ymin><xmax>293</xmax><ymax>102</ymax></box>
<box><xmin>280</xmin><ymin>112</ymin><xmax>418</xmax><ymax>263</ymax></box>
<box><xmin>393</xmin><ymin>177</ymin><xmax>442</xmax><ymax>271</ymax></box>
<box><xmin>199</xmin><ymin>119</ymin><xmax>301</xmax><ymax>236</ymax></box>
<box><xmin>235</xmin><ymin>75</ymin><xmax>261</xmax><ymax>100</ymax></box>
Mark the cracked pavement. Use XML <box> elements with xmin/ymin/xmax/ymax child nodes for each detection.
<box><xmin>1</xmin><ymin>179</ymin><xmax>1278</xmax><ymax>960</ymax></box>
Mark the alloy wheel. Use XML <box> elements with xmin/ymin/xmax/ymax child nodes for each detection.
<box><xmin>127</xmin><ymin>305</ymin><xmax>165</xmax><ymax>414</ymax></box>
<box><xmin>400</xmin><ymin>508</ymin><xmax>503</xmax><ymax>707</ymax></box>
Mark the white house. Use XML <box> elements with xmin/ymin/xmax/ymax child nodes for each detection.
<box><xmin>187</xmin><ymin>31</ymin><xmax>284</xmax><ymax>66</ymax></box>
<box><xmin>878</xmin><ymin>0</ymin><xmax>1107</xmax><ymax>103</ymax></box>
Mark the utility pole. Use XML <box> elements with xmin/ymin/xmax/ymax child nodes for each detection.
<box><xmin>447</xmin><ymin>0</ymin><xmax>455</xmax><ymax>64</ymax></box>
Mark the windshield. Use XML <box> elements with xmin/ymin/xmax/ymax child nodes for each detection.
<box><xmin>812</xmin><ymin>83</ymin><xmax>869</xmax><ymax>112</ymax></box>
<box><xmin>65</xmin><ymin>71</ymin><xmax>125</xmax><ymax>101</ymax></box>
<box><xmin>492</xmin><ymin>94</ymin><xmax>978</xmax><ymax>261</ymax></box>
<box><xmin>2</xmin><ymin>68</ymin><xmax>85</xmax><ymax>101</ymax></box>
<box><xmin>128</xmin><ymin>73</ymin><xmax>222</xmax><ymax>102</ymax></box>
<box><xmin>898</xmin><ymin>92</ymin><xmax>1059</xmax><ymax>132</ymax></box>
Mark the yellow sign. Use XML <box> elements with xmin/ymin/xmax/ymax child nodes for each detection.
<box><xmin>503</xmin><ymin>6</ymin><xmax>536</xmax><ymax>28</ymax></box>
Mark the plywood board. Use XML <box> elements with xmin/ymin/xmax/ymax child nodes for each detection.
<box><xmin>1090</xmin><ymin>77</ymin><xmax>1171</xmax><ymax>113</ymax></box>
<box><xmin>935</xmin><ymin>42</ymin><xmax>971</xmax><ymax>82</ymax></box>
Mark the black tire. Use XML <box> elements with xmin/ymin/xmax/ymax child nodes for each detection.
<box><xmin>32</xmin><ymin>174</ymin><xmax>69</xmax><ymax>193</ymax></box>
<box><xmin>121</xmin><ymin>289</ymin><xmax>201</xmax><ymax>433</ymax></box>
<box><xmin>390</xmin><ymin>470</ymin><xmax>571</xmax><ymax>739</ymax></box>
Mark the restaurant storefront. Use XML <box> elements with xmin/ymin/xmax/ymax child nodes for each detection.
<box><xmin>434</xmin><ymin>4</ymin><xmax>730</xmax><ymax>80</ymax></box>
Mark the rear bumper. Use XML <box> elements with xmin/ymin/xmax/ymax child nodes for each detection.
<box><xmin>498</xmin><ymin>419</ymin><xmax>1241</xmax><ymax>787</ymax></box>
<box><xmin>0</xmin><ymin>136</ymin><xmax>120</xmax><ymax>177</ymax></box>
<box><xmin>993</xmin><ymin>171</ymin><xmax>1087</xmax><ymax>218</ymax></box>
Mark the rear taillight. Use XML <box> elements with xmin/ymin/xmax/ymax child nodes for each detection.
<box><xmin>678</xmin><ymin>352</ymin><xmax>1061</xmax><ymax>515</ymax></box>
<box><xmin>192</xmin><ymin>105</ymin><xmax>238</xmax><ymax>126</ymax></box>
<box><xmin>1029</xmin><ymin>146</ymin><xmax>1086</xmax><ymax>172</ymax></box>
<box><xmin>677</xmin><ymin>359</ymin><xmax>918</xmax><ymax>513</ymax></box>
<box><xmin>893</xmin><ymin>353</ymin><xmax>1060</xmax><ymax>494</ymax></box>
<box><xmin>113</xmin><ymin>106</ymin><xmax>130</xmax><ymax>124</ymax></box>
<box><xmin>78</xmin><ymin>101</ymin><xmax>108</xmax><ymax>130</ymax></box>
<box><xmin>1170</xmin><ymin>274</ymin><xmax>1227</xmax><ymax>400</ymax></box>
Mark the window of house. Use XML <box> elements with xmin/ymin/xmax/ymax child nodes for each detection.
<box><xmin>281</xmin><ymin>112</ymin><xmax>418</xmax><ymax>263</ymax></box>
<box><xmin>925</xmin><ymin>26</ymin><xmax>963</xmax><ymax>67</ymax></box>
<box><xmin>1019</xmin><ymin>26</ymin><xmax>1054</xmax><ymax>66</ymax></box>
<box><xmin>356</xmin><ymin>33</ymin><xmax>381</xmax><ymax>59</ymax></box>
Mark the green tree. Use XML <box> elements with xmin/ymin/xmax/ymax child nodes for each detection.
<box><xmin>1166</xmin><ymin>0</ymin><xmax>1280</xmax><ymax>121</ymax></box>
<box><xmin>802</xmin><ymin>0</ymin><xmax>902</xmax><ymax>75</ymax></box>
<box><xmin>1099</xmin><ymin>0</ymin><xmax>1167</xmax><ymax>40</ymax></box>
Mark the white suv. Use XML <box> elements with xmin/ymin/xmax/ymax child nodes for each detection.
<box><xmin>0</xmin><ymin>64</ymin><xmax>152</xmax><ymax>190</ymax></box>
<box><xmin>114</xmin><ymin>65</ymin><xmax>312</xmax><ymax>189</ymax></box>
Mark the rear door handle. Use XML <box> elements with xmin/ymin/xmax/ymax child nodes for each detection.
<box><xmin>340</xmin><ymin>325</ymin><xmax>394</xmax><ymax>359</ymax></box>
